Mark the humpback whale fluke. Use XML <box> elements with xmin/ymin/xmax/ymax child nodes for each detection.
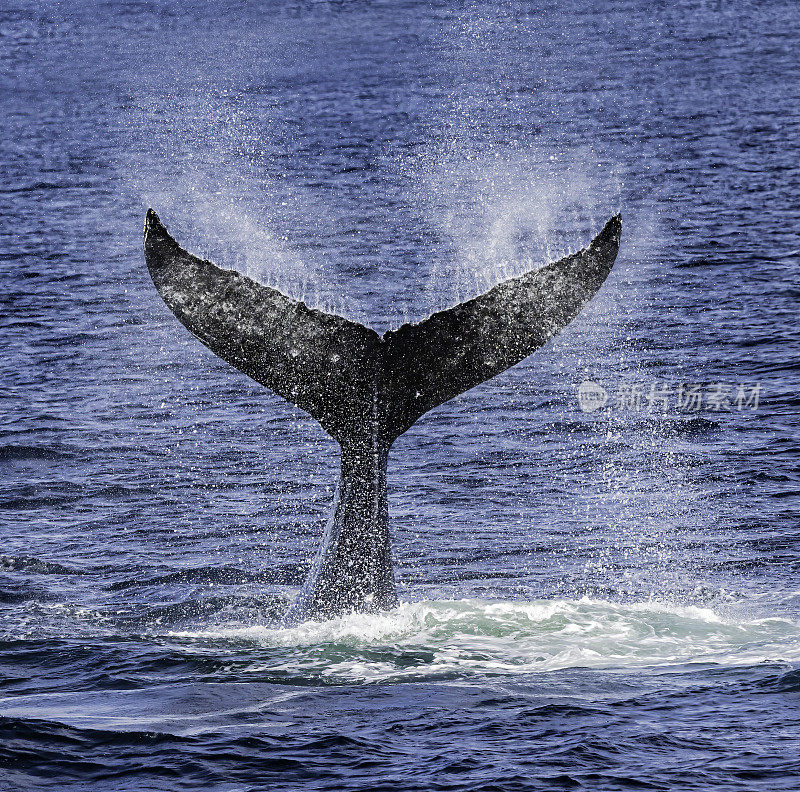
<box><xmin>144</xmin><ymin>208</ymin><xmax>621</xmax><ymax>622</ymax></box>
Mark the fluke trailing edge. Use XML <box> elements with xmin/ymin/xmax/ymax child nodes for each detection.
<box><xmin>143</xmin><ymin>209</ymin><xmax>621</xmax><ymax>622</ymax></box>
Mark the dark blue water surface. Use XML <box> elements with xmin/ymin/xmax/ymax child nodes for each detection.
<box><xmin>2</xmin><ymin>1</ymin><xmax>800</xmax><ymax>789</ymax></box>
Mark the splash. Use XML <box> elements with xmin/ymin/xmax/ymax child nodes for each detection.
<box><xmin>409</xmin><ymin>149</ymin><xmax>622</xmax><ymax>316</ymax></box>
<box><xmin>168</xmin><ymin>597</ymin><xmax>800</xmax><ymax>684</ymax></box>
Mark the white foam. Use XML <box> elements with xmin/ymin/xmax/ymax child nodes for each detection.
<box><xmin>167</xmin><ymin>597</ymin><xmax>800</xmax><ymax>683</ymax></box>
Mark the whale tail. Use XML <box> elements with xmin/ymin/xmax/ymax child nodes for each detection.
<box><xmin>144</xmin><ymin>209</ymin><xmax>621</xmax><ymax>446</ymax></box>
<box><xmin>144</xmin><ymin>209</ymin><xmax>620</xmax><ymax>620</ymax></box>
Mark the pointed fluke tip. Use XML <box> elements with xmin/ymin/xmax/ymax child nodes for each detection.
<box><xmin>603</xmin><ymin>213</ymin><xmax>622</xmax><ymax>239</ymax></box>
<box><xmin>144</xmin><ymin>208</ymin><xmax>164</xmax><ymax>239</ymax></box>
<box><xmin>143</xmin><ymin>209</ymin><xmax>181</xmax><ymax>281</ymax></box>
<box><xmin>587</xmin><ymin>213</ymin><xmax>622</xmax><ymax>256</ymax></box>
<box><xmin>143</xmin><ymin>209</ymin><xmax>178</xmax><ymax>266</ymax></box>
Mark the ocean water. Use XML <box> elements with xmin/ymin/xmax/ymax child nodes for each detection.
<box><xmin>2</xmin><ymin>1</ymin><xmax>800</xmax><ymax>790</ymax></box>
